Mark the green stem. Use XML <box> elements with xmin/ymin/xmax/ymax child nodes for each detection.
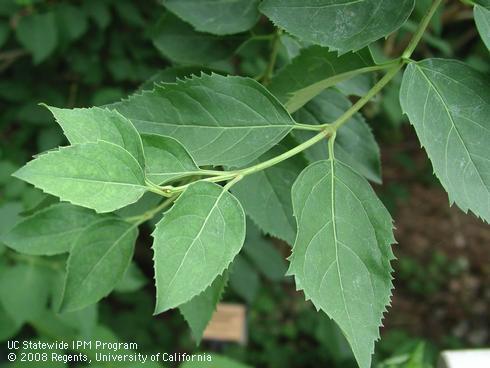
<box><xmin>127</xmin><ymin>196</ymin><xmax>178</xmax><ymax>225</ymax></box>
<box><xmin>328</xmin><ymin>131</ymin><xmax>337</xmax><ymax>160</ymax></box>
<box><xmin>224</xmin><ymin>174</ymin><xmax>243</xmax><ymax>190</ymax></box>
<box><xmin>293</xmin><ymin>123</ymin><xmax>328</xmax><ymax>131</ymax></box>
<box><xmin>262</xmin><ymin>29</ymin><xmax>283</xmax><ymax>85</ymax></box>
<box><xmin>152</xmin><ymin>0</ymin><xmax>442</xmax><ymax>197</ymax></box>
<box><xmin>162</xmin><ymin>63</ymin><xmax>404</xmax><ymax>195</ymax></box>
<box><xmin>403</xmin><ymin>0</ymin><xmax>443</xmax><ymax>59</ymax></box>
<box><xmin>199</xmin><ymin>169</ymin><xmax>228</xmax><ymax>176</ymax></box>
<box><xmin>332</xmin><ymin>63</ymin><xmax>403</xmax><ymax>131</ymax></box>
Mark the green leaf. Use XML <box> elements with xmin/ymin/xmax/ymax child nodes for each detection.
<box><xmin>152</xmin><ymin>13</ymin><xmax>235</xmax><ymax>65</ymax></box>
<box><xmin>268</xmin><ymin>46</ymin><xmax>375</xmax><ymax>113</ymax></box>
<box><xmin>259</xmin><ymin>0</ymin><xmax>415</xmax><ymax>53</ymax></box>
<box><xmin>142</xmin><ymin>134</ymin><xmax>200</xmax><ymax>185</ymax></box>
<box><xmin>82</xmin><ymin>0</ymin><xmax>111</xmax><ymax>29</ymax></box>
<box><xmin>31</xmin><ymin>269</ymin><xmax>98</xmax><ymax>339</ymax></box>
<box><xmin>475</xmin><ymin>0</ymin><xmax>490</xmax><ymax>7</ymax></box>
<box><xmin>0</xmin><ymin>21</ymin><xmax>9</xmax><ymax>48</ymax></box>
<box><xmin>55</xmin><ymin>3</ymin><xmax>88</xmax><ymax>43</ymax></box>
<box><xmin>294</xmin><ymin>89</ymin><xmax>382</xmax><ymax>183</ymax></box>
<box><xmin>229</xmin><ymin>255</ymin><xmax>260</xmax><ymax>303</ymax></box>
<box><xmin>400</xmin><ymin>59</ymin><xmax>490</xmax><ymax>222</ymax></box>
<box><xmin>112</xmin><ymin>73</ymin><xmax>295</xmax><ymax>167</ymax></box>
<box><xmin>61</xmin><ymin>219</ymin><xmax>138</xmax><ymax>312</ymax></box>
<box><xmin>114</xmin><ymin>262</ymin><xmax>147</xmax><ymax>293</ymax></box>
<box><xmin>115</xmin><ymin>192</ymin><xmax>162</xmax><ymax>218</ymax></box>
<box><xmin>16</xmin><ymin>12</ymin><xmax>58</xmax><ymax>64</ymax></box>
<box><xmin>14</xmin><ymin>141</ymin><xmax>147</xmax><ymax>213</ymax></box>
<box><xmin>45</xmin><ymin>106</ymin><xmax>145</xmax><ymax>169</ymax></box>
<box><xmin>232</xmin><ymin>142</ymin><xmax>306</xmax><ymax>244</ymax></box>
<box><xmin>180</xmin><ymin>354</ymin><xmax>252</xmax><ymax>368</ymax></box>
<box><xmin>0</xmin><ymin>202</ymin><xmax>23</xmax><ymax>236</ymax></box>
<box><xmin>165</xmin><ymin>0</ymin><xmax>260</xmax><ymax>35</ymax></box>
<box><xmin>242</xmin><ymin>221</ymin><xmax>287</xmax><ymax>281</ymax></box>
<box><xmin>315</xmin><ymin>315</ymin><xmax>354</xmax><ymax>363</ymax></box>
<box><xmin>3</xmin><ymin>203</ymin><xmax>102</xmax><ymax>255</ymax></box>
<box><xmin>475</xmin><ymin>5</ymin><xmax>490</xmax><ymax>50</ymax></box>
<box><xmin>152</xmin><ymin>181</ymin><xmax>245</xmax><ymax>313</ymax></box>
<box><xmin>180</xmin><ymin>272</ymin><xmax>228</xmax><ymax>344</ymax></box>
<box><xmin>0</xmin><ymin>263</ymin><xmax>52</xmax><ymax>324</ymax></box>
<box><xmin>0</xmin><ymin>303</ymin><xmax>21</xmax><ymax>342</ymax></box>
<box><xmin>139</xmin><ymin>66</ymin><xmax>215</xmax><ymax>92</ymax></box>
<box><xmin>289</xmin><ymin>159</ymin><xmax>395</xmax><ymax>368</ymax></box>
<box><xmin>337</xmin><ymin>74</ymin><xmax>374</xmax><ymax>97</ymax></box>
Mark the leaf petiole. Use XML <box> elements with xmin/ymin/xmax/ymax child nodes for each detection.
<box><xmin>126</xmin><ymin>195</ymin><xmax>179</xmax><ymax>225</ymax></box>
<box><xmin>402</xmin><ymin>0</ymin><xmax>443</xmax><ymax>59</ymax></box>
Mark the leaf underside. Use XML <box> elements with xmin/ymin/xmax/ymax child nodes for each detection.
<box><xmin>289</xmin><ymin>159</ymin><xmax>395</xmax><ymax>368</ymax></box>
<box><xmin>141</xmin><ymin>133</ymin><xmax>199</xmax><ymax>185</ymax></box>
<box><xmin>260</xmin><ymin>0</ymin><xmax>415</xmax><ymax>54</ymax></box>
<box><xmin>45</xmin><ymin>105</ymin><xmax>145</xmax><ymax>168</ymax></box>
<box><xmin>111</xmin><ymin>73</ymin><xmax>295</xmax><ymax>168</ymax></box>
<box><xmin>14</xmin><ymin>141</ymin><xmax>147</xmax><ymax>213</ymax></box>
<box><xmin>232</xmin><ymin>141</ymin><xmax>306</xmax><ymax>245</ymax></box>
<box><xmin>400</xmin><ymin>59</ymin><xmax>490</xmax><ymax>223</ymax></box>
<box><xmin>152</xmin><ymin>181</ymin><xmax>245</xmax><ymax>314</ymax></box>
<box><xmin>61</xmin><ymin>218</ymin><xmax>138</xmax><ymax>312</ymax></box>
<box><xmin>269</xmin><ymin>45</ymin><xmax>375</xmax><ymax>113</ymax></box>
<box><xmin>3</xmin><ymin>203</ymin><xmax>103</xmax><ymax>255</ymax></box>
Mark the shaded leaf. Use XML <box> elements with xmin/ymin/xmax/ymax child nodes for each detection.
<box><xmin>165</xmin><ymin>0</ymin><xmax>260</xmax><ymax>35</ymax></box>
<box><xmin>0</xmin><ymin>21</ymin><xmax>9</xmax><ymax>48</ymax></box>
<box><xmin>475</xmin><ymin>5</ymin><xmax>490</xmax><ymax>50</ymax></box>
<box><xmin>337</xmin><ymin>74</ymin><xmax>374</xmax><ymax>97</ymax></box>
<box><xmin>269</xmin><ymin>45</ymin><xmax>375</xmax><ymax>113</ymax></box>
<box><xmin>229</xmin><ymin>255</ymin><xmax>260</xmax><ymax>303</ymax></box>
<box><xmin>55</xmin><ymin>3</ymin><xmax>88</xmax><ymax>43</ymax></box>
<box><xmin>0</xmin><ymin>263</ymin><xmax>52</xmax><ymax>324</ymax></box>
<box><xmin>290</xmin><ymin>159</ymin><xmax>395</xmax><ymax>368</ymax></box>
<box><xmin>82</xmin><ymin>0</ymin><xmax>111</xmax><ymax>29</ymax></box>
<box><xmin>16</xmin><ymin>12</ymin><xmax>58</xmax><ymax>64</ymax></box>
<box><xmin>14</xmin><ymin>141</ymin><xmax>147</xmax><ymax>213</ymax></box>
<box><xmin>180</xmin><ymin>354</ymin><xmax>252</xmax><ymax>368</ymax></box>
<box><xmin>294</xmin><ymin>89</ymin><xmax>382</xmax><ymax>183</ymax></box>
<box><xmin>152</xmin><ymin>13</ymin><xmax>235</xmax><ymax>65</ymax></box>
<box><xmin>152</xmin><ymin>181</ymin><xmax>245</xmax><ymax>313</ymax></box>
<box><xmin>232</xmin><ymin>142</ymin><xmax>306</xmax><ymax>244</ymax></box>
<box><xmin>0</xmin><ymin>202</ymin><xmax>23</xmax><ymax>236</ymax></box>
<box><xmin>400</xmin><ymin>59</ymin><xmax>490</xmax><ymax>222</ymax></box>
<box><xmin>180</xmin><ymin>272</ymin><xmax>228</xmax><ymax>343</ymax></box>
<box><xmin>0</xmin><ymin>303</ymin><xmax>21</xmax><ymax>342</ymax></box>
<box><xmin>3</xmin><ymin>203</ymin><xmax>102</xmax><ymax>255</ymax></box>
<box><xmin>115</xmin><ymin>262</ymin><xmax>147</xmax><ymax>293</ymax></box>
<box><xmin>242</xmin><ymin>221</ymin><xmax>287</xmax><ymax>281</ymax></box>
<box><xmin>61</xmin><ymin>219</ymin><xmax>138</xmax><ymax>312</ymax></box>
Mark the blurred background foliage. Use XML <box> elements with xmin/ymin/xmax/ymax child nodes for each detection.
<box><xmin>0</xmin><ymin>0</ymin><xmax>489</xmax><ymax>367</ymax></box>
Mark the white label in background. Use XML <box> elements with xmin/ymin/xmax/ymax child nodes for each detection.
<box><xmin>438</xmin><ymin>350</ymin><xmax>490</xmax><ymax>368</ymax></box>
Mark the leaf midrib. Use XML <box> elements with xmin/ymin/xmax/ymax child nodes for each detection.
<box><xmin>329</xmin><ymin>157</ymin><xmax>361</xmax><ymax>357</ymax></box>
<box><xmin>163</xmin><ymin>187</ymin><xmax>227</xmax><ymax>299</ymax></box>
